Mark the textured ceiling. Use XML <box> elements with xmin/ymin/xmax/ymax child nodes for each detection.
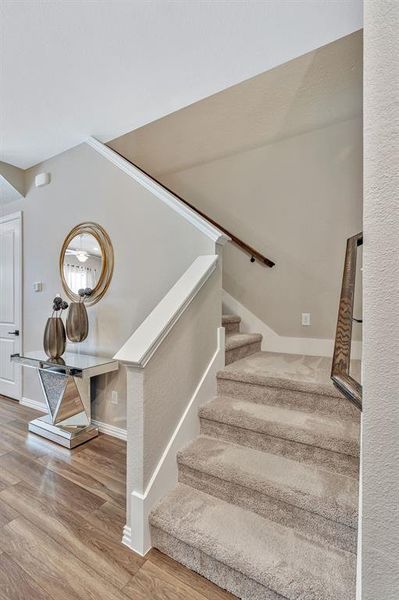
<box><xmin>0</xmin><ymin>1</ymin><xmax>362</xmax><ymax>169</ymax></box>
<box><xmin>109</xmin><ymin>31</ymin><xmax>363</xmax><ymax>176</ymax></box>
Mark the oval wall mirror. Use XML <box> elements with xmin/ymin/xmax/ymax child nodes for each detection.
<box><xmin>60</xmin><ymin>222</ymin><xmax>114</xmax><ymax>306</ymax></box>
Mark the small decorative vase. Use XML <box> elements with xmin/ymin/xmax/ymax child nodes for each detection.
<box><xmin>66</xmin><ymin>302</ymin><xmax>89</xmax><ymax>342</ymax></box>
<box><xmin>43</xmin><ymin>317</ymin><xmax>66</xmax><ymax>359</ymax></box>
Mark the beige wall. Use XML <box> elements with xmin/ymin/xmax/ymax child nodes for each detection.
<box><xmin>143</xmin><ymin>267</ymin><xmax>220</xmax><ymax>488</ymax></box>
<box><xmin>161</xmin><ymin>117</ymin><xmax>362</xmax><ymax>340</ymax></box>
<box><xmin>109</xmin><ymin>33</ymin><xmax>363</xmax><ymax>344</ymax></box>
<box><xmin>362</xmin><ymin>1</ymin><xmax>399</xmax><ymax>597</ymax></box>
<box><xmin>110</xmin><ymin>32</ymin><xmax>362</xmax><ymax>179</ymax></box>
<box><xmin>2</xmin><ymin>143</ymin><xmax>215</xmax><ymax>428</ymax></box>
<box><xmin>0</xmin><ymin>161</ymin><xmax>25</xmax><ymax>203</ymax></box>
<box><xmin>124</xmin><ymin>266</ymin><xmax>221</xmax><ymax>495</ymax></box>
<box><xmin>124</xmin><ymin>260</ymin><xmax>223</xmax><ymax>553</ymax></box>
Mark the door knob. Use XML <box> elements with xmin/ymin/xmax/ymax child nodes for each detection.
<box><xmin>8</xmin><ymin>330</ymin><xmax>19</xmax><ymax>336</ymax></box>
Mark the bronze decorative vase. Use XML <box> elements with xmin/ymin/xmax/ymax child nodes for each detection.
<box><xmin>43</xmin><ymin>317</ymin><xmax>66</xmax><ymax>359</ymax></box>
<box><xmin>66</xmin><ymin>302</ymin><xmax>89</xmax><ymax>342</ymax></box>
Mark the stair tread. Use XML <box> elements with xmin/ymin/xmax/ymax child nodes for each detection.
<box><xmin>150</xmin><ymin>483</ymin><xmax>356</xmax><ymax>600</ymax></box>
<box><xmin>222</xmin><ymin>314</ymin><xmax>241</xmax><ymax>324</ymax></box>
<box><xmin>225</xmin><ymin>332</ymin><xmax>262</xmax><ymax>351</ymax></box>
<box><xmin>199</xmin><ymin>396</ymin><xmax>360</xmax><ymax>457</ymax></box>
<box><xmin>178</xmin><ymin>435</ymin><xmax>358</xmax><ymax>526</ymax></box>
<box><xmin>218</xmin><ymin>350</ymin><xmax>361</xmax><ymax>400</ymax></box>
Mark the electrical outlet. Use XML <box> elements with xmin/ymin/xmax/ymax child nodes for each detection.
<box><xmin>111</xmin><ymin>391</ymin><xmax>118</xmax><ymax>405</ymax></box>
<box><xmin>302</xmin><ymin>313</ymin><xmax>311</xmax><ymax>326</ymax></box>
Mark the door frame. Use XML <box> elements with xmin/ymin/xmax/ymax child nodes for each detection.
<box><xmin>0</xmin><ymin>210</ymin><xmax>23</xmax><ymax>400</ymax></box>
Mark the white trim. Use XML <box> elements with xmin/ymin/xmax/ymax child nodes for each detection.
<box><xmin>1</xmin><ymin>211</ymin><xmax>23</xmax><ymax>401</ymax></box>
<box><xmin>18</xmin><ymin>212</ymin><xmax>23</xmax><ymax>401</ymax></box>
<box><xmin>20</xmin><ymin>396</ymin><xmax>46</xmax><ymax>412</ymax></box>
<box><xmin>223</xmin><ymin>290</ymin><xmax>362</xmax><ymax>360</ymax></box>
<box><xmin>86</xmin><ymin>137</ymin><xmax>229</xmax><ymax>246</ymax></box>
<box><xmin>356</xmin><ymin>416</ymin><xmax>363</xmax><ymax>599</ymax></box>
<box><xmin>125</xmin><ymin>327</ymin><xmax>225</xmax><ymax>556</ymax></box>
<box><xmin>0</xmin><ymin>210</ymin><xmax>22</xmax><ymax>224</ymax></box>
<box><xmin>91</xmin><ymin>419</ymin><xmax>127</xmax><ymax>441</ymax></box>
<box><xmin>20</xmin><ymin>398</ymin><xmax>127</xmax><ymax>441</ymax></box>
<box><xmin>122</xmin><ymin>525</ymin><xmax>132</xmax><ymax>549</ymax></box>
<box><xmin>115</xmin><ymin>255</ymin><xmax>218</xmax><ymax>367</ymax></box>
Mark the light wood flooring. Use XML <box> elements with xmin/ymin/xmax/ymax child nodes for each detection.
<box><xmin>0</xmin><ymin>395</ymin><xmax>235</xmax><ymax>600</ymax></box>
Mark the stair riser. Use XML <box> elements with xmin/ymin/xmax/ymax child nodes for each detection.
<box><xmin>200</xmin><ymin>418</ymin><xmax>359</xmax><ymax>478</ymax></box>
<box><xmin>151</xmin><ymin>526</ymin><xmax>285</xmax><ymax>600</ymax></box>
<box><xmin>179</xmin><ymin>465</ymin><xmax>357</xmax><ymax>553</ymax></box>
<box><xmin>178</xmin><ymin>464</ymin><xmax>357</xmax><ymax>554</ymax></box>
<box><xmin>217</xmin><ymin>378</ymin><xmax>359</xmax><ymax>419</ymax></box>
<box><xmin>200</xmin><ymin>409</ymin><xmax>359</xmax><ymax>457</ymax></box>
<box><xmin>225</xmin><ymin>341</ymin><xmax>261</xmax><ymax>365</ymax></box>
<box><xmin>224</xmin><ymin>322</ymin><xmax>240</xmax><ymax>334</ymax></box>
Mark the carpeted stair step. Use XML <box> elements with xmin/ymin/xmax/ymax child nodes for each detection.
<box><xmin>199</xmin><ymin>396</ymin><xmax>360</xmax><ymax>477</ymax></box>
<box><xmin>177</xmin><ymin>435</ymin><xmax>358</xmax><ymax>553</ymax></box>
<box><xmin>150</xmin><ymin>483</ymin><xmax>356</xmax><ymax>600</ymax></box>
<box><xmin>217</xmin><ymin>351</ymin><xmax>360</xmax><ymax>419</ymax></box>
<box><xmin>225</xmin><ymin>333</ymin><xmax>262</xmax><ymax>365</ymax></box>
<box><xmin>222</xmin><ymin>314</ymin><xmax>241</xmax><ymax>334</ymax></box>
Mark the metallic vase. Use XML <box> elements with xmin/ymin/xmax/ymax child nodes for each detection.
<box><xmin>66</xmin><ymin>302</ymin><xmax>89</xmax><ymax>342</ymax></box>
<box><xmin>43</xmin><ymin>317</ymin><xmax>66</xmax><ymax>359</ymax></box>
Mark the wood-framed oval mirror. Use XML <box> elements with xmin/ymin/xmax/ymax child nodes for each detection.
<box><xmin>59</xmin><ymin>222</ymin><xmax>114</xmax><ymax>306</ymax></box>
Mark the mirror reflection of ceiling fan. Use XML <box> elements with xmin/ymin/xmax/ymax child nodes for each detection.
<box><xmin>65</xmin><ymin>248</ymin><xmax>90</xmax><ymax>263</ymax></box>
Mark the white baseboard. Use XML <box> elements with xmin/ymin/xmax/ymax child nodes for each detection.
<box><xmin>20</xmin><ymin>397</ymin><xmax>46</xmax><ymax>412</ymax></box>
<box><xmin>127</xmin><ymin>327</ymin><xmax>225</xmax><ymax>556</ymax></box>
<box><xmin>20</xmin><ymin>397</ymin><xmax>127</xmax><ymax>441</ymax></box>
<box><xmin>91</xmin><ymin>420</ymin><xmax>127</xmax><ymax>441</ymax></box>
<box><xmin>223</xmin><ymin>290</ymin><xmax>362</xmax><ymax>360</ymax></box>
<box><xmin>122</xmin><ymin>524</ymin><xmax>132</xmax><ymax>548</ymax></box>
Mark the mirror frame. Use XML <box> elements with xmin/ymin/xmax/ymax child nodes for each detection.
<box><xmin>59</xmin><ymin>222</ymin><xmax>114</xmax><ymax>306</ymax></box>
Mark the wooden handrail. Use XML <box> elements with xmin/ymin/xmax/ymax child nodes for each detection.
<box><xmin>108</xmin><ymin>145</ymin><xmax>275</xmax><ymax>268</ymax></box>
<box><xmin>331</xmin><ymin>232</ymin><xmax>363</xmax><ymax>409</ymax></box>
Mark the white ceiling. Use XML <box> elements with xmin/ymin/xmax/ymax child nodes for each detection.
<box><xmin>0</xmin><ymin>1</ymin><xmax>362</xmax><ymax>169</ymax></box>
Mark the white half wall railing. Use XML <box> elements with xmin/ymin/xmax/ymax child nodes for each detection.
<box><xmin>115</xmin><ymin>255</ymin><xmax>224</xmax><ymax>556</ymax></box>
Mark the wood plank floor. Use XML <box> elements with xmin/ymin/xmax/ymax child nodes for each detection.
<box><xmin>0</xmin><ymin>396</ymin><xmax>235</xmax><ymax>600</ymax></box>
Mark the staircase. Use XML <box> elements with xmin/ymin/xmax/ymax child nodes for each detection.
<box><xmin>149</xmin><ymin>315</ymin><xmax>360</xmax><ymax>600</ymax></box>
<box><xmin>223</xmin><ymin>315</ymin><xmax>262</xmax><ymax>365</ymax></box>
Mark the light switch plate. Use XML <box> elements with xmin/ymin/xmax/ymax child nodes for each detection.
<box><xmin>302</xmin><ymin>313</ymin><xmax>311</xmax><ymax>326</ymax></box>
<box><xmin>33</xmin><ymin>282</ymin><xmax>43</xmax><ymax>292</ymax></box>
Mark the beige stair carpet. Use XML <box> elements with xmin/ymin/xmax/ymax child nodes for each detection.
<box><xmin>150</xmin><ymin>314</ymin><xmax>360</xmax><ymax>599</ymax></box>
<box><xmin>177</xmin><ymin>435</ymin><xmax>358</xmax><ymax>547</ymax></box>
<box><xmin>222</xmin><ymin>314</ymin><xmax>241</xmax><ymax>334</ymax></box>
<box><xmin>151</xmin><ymin>484</ymin><xmax>356</xmax><ymax>600</ymax></box>
<box><xmin>217</xmin><ymin>351</ymin><xmax>361</xmax><ymax>418</ymax></box>
<box><xmin>225</xmin><ymin>332</ymin><xmax>262</xmax><ymax>365</ymax></box>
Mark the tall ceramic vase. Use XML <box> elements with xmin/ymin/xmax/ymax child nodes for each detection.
<box><xmin>43</xmin><ymin>317</ymin><xmax>66</xmax><ymax>359</ymax></box>
<box><xmin>66</xmin><ymin>302</ymin><xmax>89</xmax><ymax>342</ymax></box>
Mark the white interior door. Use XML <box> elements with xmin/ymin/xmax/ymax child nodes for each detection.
<box><xmin>0</xmin><ymin>212</ymin><xmax>22</xmax><ymax>400</ymax></box>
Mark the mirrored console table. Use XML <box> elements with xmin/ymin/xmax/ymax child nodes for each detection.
<box><xmin>11</xmin><ymin>351</ymin><xmax>119</xmax><ymax>448</ymax></box>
